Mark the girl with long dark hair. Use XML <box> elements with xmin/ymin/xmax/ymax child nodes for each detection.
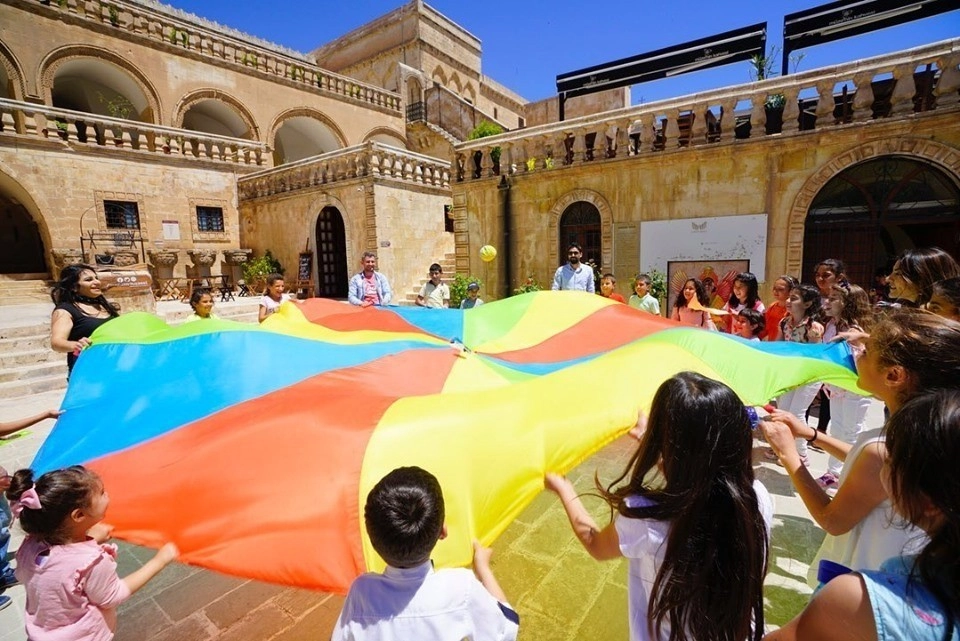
<box><xmin>50</xmin><ymin>264</ymin><xmax>119</xmax><ymax>374</ymax></box>
<box><xmin>547</xmin><ymin>372</ymin><xmax>770</xmax><ymax>641</ymax></box>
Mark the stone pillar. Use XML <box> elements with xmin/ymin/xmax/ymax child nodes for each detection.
<box><xmin>147</xmin><ymin>249</ymin><xmax>179</xmax><ymax>280</ymax></box>
<box><xmin>106</xmin><ymin>248</ymin><xmax>141</xmax><ymax>268</ymax></box>
<box><xmin>187</xmin><ymin>249</ymin><xmax>218</xmax><ymax>279</ymax></box>
<box><xmin>50</xmin><ymin>248</ymin><xmax>85</xmax><ymax>277</ymax></box>
<box><xmin>222</xmin><ymin>249</ymin><xmax>252</xmax><ymax>287</ymax></box>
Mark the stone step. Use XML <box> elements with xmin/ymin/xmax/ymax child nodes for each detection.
<box><xmin>0</xmin><ymin>279</ymin><xmax>51</xmax><ymax>305</ymax></box>
<box><xmin>0</xmin><ymin>347</ymin><xmax>60</xmax><ymax>368</ymax></box>
<box><xmin>0</xmin><ymin>372</ymin><xmax>66</xmax><ymax>400</ymax></box>
<box><xmin>0</xmin><ymin>360</ymin><xmax>66</xmax><ymax>384</ymax></box>
<box><xmin>0</xmin><ymin>333</ymin><xmax>50</xmax><ymax>352</ymax></box>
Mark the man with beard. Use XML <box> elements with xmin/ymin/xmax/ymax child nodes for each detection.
<box><xmin>551</xmin><ymin>243</ymin><xmax>595</xmax><ymax>293</ymax></box>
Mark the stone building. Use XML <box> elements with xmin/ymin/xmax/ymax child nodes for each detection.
<box><xmin>0</xmin><ymin>0</ymin><xmax>550</xmax><ymax>302</ymax></box>
<box><xmin>451</xmin><ymin>40</ymin><xmax>960</xmax><ymax>301</ymax></box>
<box><xmin>2</xmin><ymin>0</ymin><xmax>957</xmax><ymax>308</ymax></box>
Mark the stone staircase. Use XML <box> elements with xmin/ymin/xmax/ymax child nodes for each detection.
<box><xmin>400</xmin><ymin>252</ymin><xmax>458</xmax><ymax>306</ymax></box>
<box><xmin>0</xmin><ymin>274</ymin><xmax>51</xmax><ymax>305</ymax></box>
<box><xmin>0</xmin><ymin>298</ymin><xmax>262</xmax><ymax>400</ymax></box>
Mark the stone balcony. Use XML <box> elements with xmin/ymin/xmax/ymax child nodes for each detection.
<box><xmin>28</xmin><ymin>0</ymin><xmax>401</xmax><ymax>115</ymax></box>
<box><xmin>0</xmin><ymin>97</ymin><xmax>266</xmax><ymax>166</ymax></box>
<box><xmin>237</xmin><ymin>141</ymin><xmax>451</xmax><ymax>201</ymax></box>
<box><xmin>453</xmin><ymin>39</ymin><xmax>960</xmax><ymax>181</ymax></box>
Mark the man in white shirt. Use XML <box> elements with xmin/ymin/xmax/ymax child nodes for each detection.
<box><xmin>552</xmin><ymin>243</ymin><xmax>595</xmax><ymax>292</ymax></box>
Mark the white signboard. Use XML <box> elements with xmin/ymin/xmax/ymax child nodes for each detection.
<box><xmin>639</xmin><ymin>214</ymin><xmax>768</xmax><ymax>281</ymax></box>
<box><xmin>162</xmin><ymin>220</ymin><xmax>181</xmax><ymax>241</ymax></box>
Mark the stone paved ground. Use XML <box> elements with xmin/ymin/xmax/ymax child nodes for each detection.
<box><xmin>1</xmin><ymin>384</ymin><xmax>882</xmax><ymax>640</ymax></box>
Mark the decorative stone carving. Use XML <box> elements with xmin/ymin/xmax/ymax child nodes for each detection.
<box><xmin>147</xmin><ymin>249</ymin><xmax>179</xmax><ymax>280</ymax></box>
<box><xmin>187</xmin><ymin>249</ymin><xmax>218</xmax><ymax>267</ymax></box>
<box><xmin>106</xmin><ymin>248</ymin><xmax>140</xmax><ymax>267</ymax></box>
<box><xmin>222</xmin><ymin>249</ymin><xmax>252</xmax><ymax>287</ymax></box>
<box><xmin>50</xmin><ymin>248</ymin><xmax>84</xmax><ymax>275</ymax></box>
<box><xmin>187</xmin><ymin>249</ymin><xmax>218</xmax><ymax>278</ymax></box>
<box><xmin>222</xmin><ymin>249</ymin><xmax>252</xmax><ymax>266</ymax></box>
<box><xmin>147</xmin><ymin>249</ymin><xmax>179</xmax><ymax>267</ymax></box>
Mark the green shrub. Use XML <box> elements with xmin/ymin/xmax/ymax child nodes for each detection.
<box><xmin>242</xmin><ymin>250</ymin><xmax>284</xmax><ymax>286</ymax></box>
<box><xmin>449</xmin><ymin>274</ymin><xmax>483</xmax><ymax>309</ymax></box>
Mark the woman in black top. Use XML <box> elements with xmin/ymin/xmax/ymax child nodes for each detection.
<box><xmin>50</xmin><ymin>264</ymin><xmax>119</xmax><ymax>374</ymax></box>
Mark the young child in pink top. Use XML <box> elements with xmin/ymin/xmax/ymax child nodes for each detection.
<box><xmin>6</xmin><ymin>466</ymin><xmax>177</xmax><ymax>640</ymax></box>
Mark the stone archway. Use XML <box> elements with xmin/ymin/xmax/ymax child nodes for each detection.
<box><xmin>548</xmin><ymin>189</ymin><xmax>614</xmax><ymax>271</ymax></box>
<box><xmin>269</xmin><ymin>108</ymin><xmax>348</xmax><ymax>165</ymax></box>
<box><xmin>39</xmin><ymin>46</ymin><xmax>162</xmax><ymax>123</ymax></box>
<box><xmin>174</xmin><ymin>89</ymin><xmax>260</xmax><ymax>140</ymax></box>
<box><xmin>0</xmin><ymin>170</ymin><xmax>49</xmax><ymax>274</ymax></box>
<box><xmin>0</xmin><ymin>40</ymin><xmax>26</xmax><ymax>100</ymax></box>
<box><xmin>785</xmin><ymin>137</ymin><xmax>960</xmax><ymax>279</ymax></box>
<box><xmin>362</xmin><ymin>126</ymin><xmax>406</xmax><ymax>148</ymax></box>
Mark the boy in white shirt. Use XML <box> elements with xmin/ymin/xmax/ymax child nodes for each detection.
<box><xmin>417</xmin><ymin>263</ymin><xmax>450</xmax><ymax>308</ymax></box>
<box><xmin>331</xmin><ymin>467</ymin><xmax>519</xmax><ymax>641</ymax></box>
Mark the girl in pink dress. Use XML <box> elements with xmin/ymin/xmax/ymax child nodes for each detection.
<box><xmin>670</xmin><ymin>278</ymin><xmax>717</xmax><ymax>330</ymax></box>
<box><xmin>7</xmin><ymin>466</ymin><xmax>177</xmax><ymax>641</ymax></box>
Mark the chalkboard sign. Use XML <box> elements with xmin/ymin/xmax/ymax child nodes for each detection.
<box><xmin>298</xmin><ymin>251</ymin><xmax>313</xmax><ymax>282</ymax></box>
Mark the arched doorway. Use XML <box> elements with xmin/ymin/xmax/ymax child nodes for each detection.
<box><xmin>558</xmin><ymin>201</ymin><xmax>602</xmax><ymax>267</ymax></box>
<box><xmin>803</xmin><ymin>156</ymin><xmax>960</xmax><ymax>286</ymax></box>
<box><xmin>0</xmin><ymin>171</ymin><xmax>47</xmax><ymax>275</ymax></box>
<box><xmin>315</xmin><ymin>206</ymin><xmax>348</xmax><ymax>298</ymax></box>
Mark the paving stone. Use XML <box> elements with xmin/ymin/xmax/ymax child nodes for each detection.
<box><xmin>489</xmin><ymin>548</ymin><xmax>554</xmax><ymax>607</ymax></box>
<box><xmin>273</xmin><ymin>588</ymin><xmax>334</xmax><ymax>618</ymax></box>
<box><xmin>114</xmin><ymin>597</ymin><xmax>172</xmax><ymax>641</ymax></box>
<box><xmin>152</xmin><ymin>570</ymin><xmax>246</xmax><ymax>622</ymax></box>
<box><xmin>214</xmin><ymin>603</ymin><xmax>292</xmax><ymax>641</ymax></box>
<box><xmin>204</xmin><ymin>580</ymin><xmax>287</xmax><ymax>629</ymax></box>
<box><xmin>270</xmin><ymin>594</ymin><xmax>345</xmax><ymax>641</ymax></box>
<box><xmin>131</xmin><ymin>559</ymin><xmax>203</xmax><ymax>602</ymax></box>
<box><xmin>514</xmin><ymin>609</ymin><xmax>571</xmax><ymax>641</ymax></box>
<box><xmin>574</xmin><ymin>579</ymin><xmax>630</xmax><ymax>640</ymax></box>
<box><xmin>128</xmin><ymin>613</ymin><xmax>217</xmax><ymax>641</ymax></box>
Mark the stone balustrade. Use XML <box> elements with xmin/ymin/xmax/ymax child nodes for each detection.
<box><xmin>238</xmin><ymin>141</ymin><xmax>451</xmax><ymax>200</ymax></box>
<box><xmin>34</xmin><ymin>0</ymin><xmax>402</xmax><ymax>114</ymax></box>
<box><xmin>453</xmin><ymin>38</ymin><xmax>960</xmax><ymax>182</ymax></box>
<box><xmin>0</xmin><ymin>98</ymin><xmax>266</xmax><ymax>166</ymax></box>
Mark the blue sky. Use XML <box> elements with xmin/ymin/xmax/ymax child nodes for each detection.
<box><xmin>167</xmin><ymin>1</ymin><xmax>958</xmax><ymax>103</ymax></box>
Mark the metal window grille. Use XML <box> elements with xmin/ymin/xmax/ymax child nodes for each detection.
<box><xmin>104</xmin><ymin>200</ymin><xmax>140</xmax><ymax>229</ymax></box>
<box><xmin>197</xmin><ymin>206</ymin><xmax>225</xmax><ymax>232</ymax></box>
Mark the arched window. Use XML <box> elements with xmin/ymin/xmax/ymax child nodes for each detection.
<box><xmin>803</xmin><ymin>156</ymin><xmax>960</xmax><ymax>285</ymax></box>
<box><xmin>559</xmin><ymin>202</ymin><xmax>602</xmax><ymax>268</ymax></box>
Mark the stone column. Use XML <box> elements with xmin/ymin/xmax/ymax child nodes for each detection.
<box><xmin>50</xmin><ymin>248</ymin><xmax>85</xmax><ymax>277</ymax></box>
<box><xmin>187</xmin><ymin>249</ymin><xmax>218</xmax><ymax>279</ymax></box>
<box><xmin>106</xmin><ymin>248</ymin><xmax>141</xmax><ymax>268</ymax></box>
<box><xmin>222</xmin><ymin>249</ymin><xmax>252</xmax><ymax>287</ymax></box>
<box><xmin>147</xmin><ymin>249</ymin><xmax>179</xmax><ymax>280</ymax></box>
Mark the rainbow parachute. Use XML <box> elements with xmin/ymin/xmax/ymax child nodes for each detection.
<box><xmin>34</xmin><ymin>293</ymin><xmax>860</xmax><ymax>593</ymax></box>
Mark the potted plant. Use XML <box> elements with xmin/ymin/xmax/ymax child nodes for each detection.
<box><xmin>98</xmin><ymin>92</ymin><xmax>134</xmax><ymax>143</ymax></box>
<box><xmin>513</xmin><ymin>276</ymin><xmax>543</xmax><ymax>296</ymax></box>
<box><xmin>468</xmin><ymin>121</ymin><xmax>504</xmax><ymax>175</ymax></box>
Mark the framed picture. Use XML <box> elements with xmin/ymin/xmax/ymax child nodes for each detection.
<box><xmin>666</xmin><ymin>259</ymin><xmax>750</xmax><ymax>317</ymax></box>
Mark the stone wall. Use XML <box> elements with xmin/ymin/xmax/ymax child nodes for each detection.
<box><xmin>238</xmin><ymin>178</ymin><xmax>451</xmax><ymax>300</ymax></box>
<box><xmin>453</xmin><ymin>112</ymin><xmax>960</xmax><ymax>301</ymax></box>
<box><xmin>525</xmin><ymin>88</ymin><xmax>631</xmax><ymax>127</ymax></box>
<box><xmin>0</xmin><ymin>2</ymin><xmax>404</xmax><ymax>150</ymax></box>
<box><xmin>0</xmin><ymin>142</ymin><xmax>245</xmax><ymax>278</ymax></box>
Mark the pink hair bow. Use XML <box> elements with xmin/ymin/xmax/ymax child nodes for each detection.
<box><xmin>11</xmin><ymin>486</ymin><xmax>42</xmax><ymax>518</ymax></box>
